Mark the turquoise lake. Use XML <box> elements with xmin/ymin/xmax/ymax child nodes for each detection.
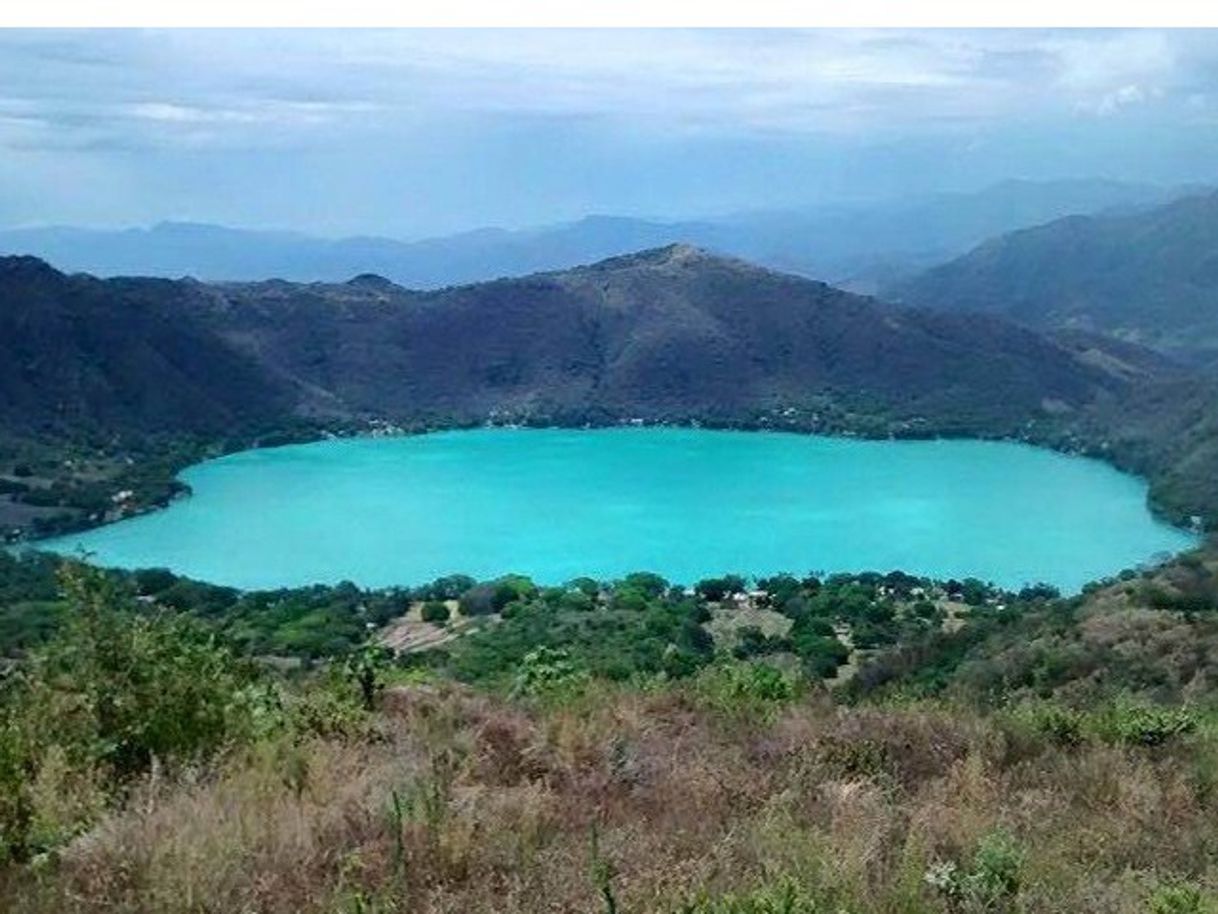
<box><xmin>42</xmin><ymin>428</ymin><xmax>1197</xmax><ymax>592</ymax></box>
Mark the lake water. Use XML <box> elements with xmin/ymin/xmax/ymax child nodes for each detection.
<box><xmin>42</xmin><ymin>428</ymin><xmax>1196</xmax><ymax>593</ymax></box>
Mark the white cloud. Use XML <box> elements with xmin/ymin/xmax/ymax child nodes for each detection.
<box><xmin>1</xmin><ymin>28</ymin><xmax>1206</xmax><ymax>152</ymax></box>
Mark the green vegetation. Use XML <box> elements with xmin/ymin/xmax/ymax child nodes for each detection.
<box><xmin>4</xmin><ymin>566</ymin><xmax>1218</xmax><ymax>912</ymax></box>
<box><xmin>0</xmin><ymin>563</ymin><xmax>272</xmax><ymax>862</ymax></box>
<box><xmin>4</xmin><ymin>543</ymin><xmax>1218</xmax><ymax>911</ymax></box>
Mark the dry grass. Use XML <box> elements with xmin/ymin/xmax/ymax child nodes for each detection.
<box><xmin>5</xmin><ymin>680</ymin><xmax>1218</xmax><ymax>913</ymax></box>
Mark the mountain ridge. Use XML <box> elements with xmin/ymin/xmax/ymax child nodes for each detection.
<box><xmin>1</xmin><ymin>179</ymin><xmax>1197</xmax><ymax>291</ymax></box>
<box><xmin>0</xmin><ymin>246</ymin><xmax>1140</xmax><ymax>436</ymax></box>
<box><xmin>4</xmin><ymin>245</ymin><xmax>1215</xmax><ymax>541</ymax></box>
<box><xmin>893</xmin><ymin>189</ymin><xmax>1218</xmax><ymax>361</ymax></box>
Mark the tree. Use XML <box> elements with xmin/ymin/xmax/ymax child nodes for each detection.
<box><xmin>695</xmin><ymin>575</ymin><xmax>747</xmax><ymax>602</ymax></box>
<box><xmin>17</xmin><ymin>561</ymin><xmax>268</xmax><ymax>777</ymax></box>
<box><xmin>344</xmin><ymin>643</ymin><xmax>394</xmax><ymax>711</ymax></box>
<box><xmin>621</xmin><ymin>572</ymin><xmax>668</xmax><ymax>599</ymax></box>
<box><xmin>421</xmin><ymin>601</ymin><xmax>451</xmax><ymax>623</ymax></box>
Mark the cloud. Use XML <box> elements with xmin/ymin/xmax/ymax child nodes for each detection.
<box><xmin>0</xmin><ymin>28</ymin><xmax>1208</xmax><ymax>154</ymax></box>
<box><xmin>1091</xmin><ymin>84</ymin><xmax>1152</xmax><ymax>116</ymax></box>
<box><xmin>0</xmin><ymin>29</ymin><xmax>1216</xmax><ymax>235</ymax></box>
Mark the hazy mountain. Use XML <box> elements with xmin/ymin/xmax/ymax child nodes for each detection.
<box><xmin>0</xmin><ymin>247</ymin><xmax>1137</xmax><ymax>439</ymax></box>
<box><xmin>708</xmin><ymin>178</ymin><xmax>1194</xmax><ymax>293</ymax></box>
<box><xmin>893</xmin><ymin>190</ymin><xmax>1218</xmax><ymax>361</ymax></box>
<box><xmin>0</xmin><ymin>179</ymin><xmax>1191</xmax><ymax>290</ymax></box>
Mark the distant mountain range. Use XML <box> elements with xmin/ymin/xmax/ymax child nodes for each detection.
<box><xmin>0</xmin><ymin>179</ymin><xmax>1194</xmax><ymax>291</ymax></box>
<box><xmin>893</xmin><ymin>189</ymin><xmax>1218</xmax><ymax>362</ymax></box>
<box><xmin>0</xmin><ymin>246</ymin><xmax>1143</xmax><ymax>439</ymax></box>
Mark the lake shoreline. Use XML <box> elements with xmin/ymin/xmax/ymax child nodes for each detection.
<box><xmin>14</xmin><ymin>405</ymin><xmax>1202</xmax><ymax>541</ymax></box>
<box><xmin>32</xmin><ymin>424</ymin><xmax>1198</xmax><ymax>595</ymax></box>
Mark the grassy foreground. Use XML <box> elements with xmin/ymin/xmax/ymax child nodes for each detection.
<box><xmin>5</xmin><ymin>561</ymin><xmax>1218</xmax><ymax>912</ymax></box>
<box><xmin>6</xmin><ymin>677</ymin><xmax>1218</xmax><ymax>913</ymax></box>
<box><xmin>7</xmin><ymin>558</ymin><xmax>1218</xmax><ymax>914</ymax></box>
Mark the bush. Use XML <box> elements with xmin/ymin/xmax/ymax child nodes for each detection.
<box><xmin>511</xmin><ymin>647</ymin><xmax>587</xmax><ymax>700</ymax></box>
<box><xmin>421</xmin><ymin>601</ymin><xmax>451</xmax><ymax>624</ymax></box>
<box><xmin>1149</xmin><ymin>881</ymin><xmax>1218</xmax><ymax>914</ymax></box>
<box><xmin>925</xmin><ymin>829</ymin><xmax>1024</xmax><ymax>912</ymax></box>
<box><xmin>695</xmin><ymin>662</ymin><xmax>798</xmax><ymax>719</ymax></box>
<box><xmin>0</xmin><ymin>561</ymin><xmax>274</xmax><ymax>863</ymax></box>
<box><xmin>1009</xmin><ymin>700</ymin><xmax>1085</xmax><ymax>748</ymax></box>
<box><xmin>1100</xmin><ymin>700</ymin><xmax>1198</xmax><ymax>748</ymax></box>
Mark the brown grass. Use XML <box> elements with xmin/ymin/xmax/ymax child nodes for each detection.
<box><xmin>5</xmin><ymin>680</ymin><xmax>1218</xmax><ymax>913</ymax></box>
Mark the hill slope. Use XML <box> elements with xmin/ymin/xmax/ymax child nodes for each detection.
<box><xmin>0</xmin><ymin>256</ymin><xmax>294</xmax><ymax>436</ymax></box>
<box><xmin>6</xmin><ymin>246</ymin><xmax>1214</xmax><ymax>539</ymax></box>
<box><xmin>201</xmin><ymin>244</ymin><xmax>1138</xmax><ymax>431</ymax></box>
<box><xmin>894</xmin><ymin>190</ymin><xmax>1218</xmax><ymax>361</ymax></box>
<box><xmin>0</xmin><ymin>246</ymin><xmax>1133</xmax><ymax>437</ymax></box>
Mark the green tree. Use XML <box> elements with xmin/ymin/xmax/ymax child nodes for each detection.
<box><xmin>421</xmin><ymin>601</ymin><xmax>451</xmax><ymax>623</ymax></box>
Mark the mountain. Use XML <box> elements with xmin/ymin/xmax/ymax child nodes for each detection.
<box><xmin>707</xmin><ymin>178</ymin><xmax>1192</xmax><ymax>293</ymax></box>
<box><xmin>892</xmin><ymin>190</ymin><xmax>1218</xmax><ymax>361</ymax></box>
<box><xmin>202</xmin><ymin>244</ymin><xmax>1142</xmax><ymax>431</ymax></box>
<box><xmin>0</xmin><ymin>256</ymin><xmax>293</xmax><ymax>436</ymax></box>
<box><xmin>0</xmin><ymin>179</ymin><xmax>1189</xmax><ymax>291</ymax></box>
<box><xmin>0</xmin><ymin>247</ymin><xmax>1135</xmax><ymax>440</ymax></box>
<box><xmin>14</xmin><ymin>245</ymin><xmax>1218</xmax><ymax>539</ymax></box>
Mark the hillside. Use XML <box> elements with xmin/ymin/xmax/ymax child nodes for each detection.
<box><xmin>7</xmin><ymin>246</ymin><xmax>1218</xmax><ymax>541</ymax></box>
<box><xmin>202</xmin><ymin>244</ymin><xmax>1139</xmax><ymax>430</ymax></box>
<box><xmin>894</xmin><ymin>190</ymin><xmax>1218</xmax><ymax>361</ymax></box>
<box><xmin>5</xmin><ymin>552</ymin><xmax>1218</xmax><ymax>913</ymax></box>
<box><xmin>4</xmin><ymin>245</ymin><xmax>1181</xmax><ymax>539</ymax></box>
<box><xmin>0</xmin><ymin>256</ymin><xmax>293</xmax><ymax>436</ymax></box>
<box><xmin>0</xmin><ymin>246</ymin><xmax>1133</xmax><ymax>437</ymax></box>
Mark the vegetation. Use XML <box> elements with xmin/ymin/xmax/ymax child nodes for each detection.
<box><xmin>0</xmin><ymin>546</ymin><xmax>1217</xmax><ymax>910</ymax></box>
<box><xmin>3</xmin><ymin>606</ymin><xmax>1218</xmax><ymax>910</ymax></box>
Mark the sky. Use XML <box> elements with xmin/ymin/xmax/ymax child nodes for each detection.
<box><xmin>2</xmin><ymin>28</ymin><xmax>1218</xmax><ymax>237</ymax></box>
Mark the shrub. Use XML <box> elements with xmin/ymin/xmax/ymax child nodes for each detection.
<box><xmin>1100</xmin><ymin>700</ymin><xmax>1198</xmax><ymax>748</ymax></box>
<box><xmin>1009</xmin><ymin>700</ymin><xmax>1085</xmax><ymax>748</ymax></box>
<box><xmin>695</xmin><ymin>662</ymin><xmax>798</xmax><ymax>719</ymax></box>
<box><xmin>0</xmin><ymin>561</ymin><xmax>275</xmax><ymax>863</ymax></box>
<box><xmin>1149</xmin><ymin>881</ymin><xmax>1218</xmax><ymax>914</ymax></box>
<box><xmin>925</xmin><ymin>829</ymin><xmax>1024</xmax><ymax>912</ymax></box>
<box><xmin>421</xmin><ymin>601</ymin><xmax>451</xmax><ymax>624</ymax></box>
<box><xmin>511</xmin><ymin>647</ymin><xmax>588</xmax><ymax>700</ymax></box>
<box><xmin>970</xmin><ymin>830</ymin><xmax>1024</xmax><ymax>906</ymax></box>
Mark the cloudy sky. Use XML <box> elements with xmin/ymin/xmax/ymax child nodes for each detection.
<box><xmin>1</xmin><ymin>28</ymin><xmax>1217</xmax><ymax>237</ymax></box>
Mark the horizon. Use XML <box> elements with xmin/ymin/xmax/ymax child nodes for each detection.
<box><xmin>0</xmin><ymin>175</ymin><xmax>1207</xmax><ymax>242</ymax></box>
